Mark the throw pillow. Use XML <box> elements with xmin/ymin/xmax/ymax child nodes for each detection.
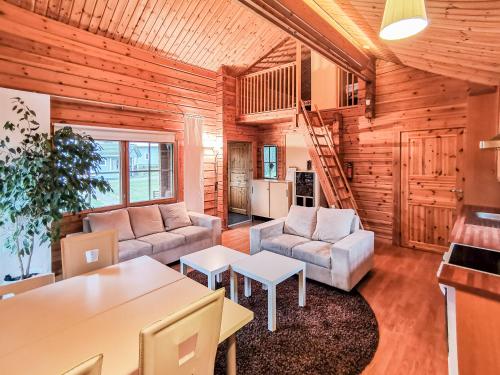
<box><xmin>87</xmin><ymin>209</ymin><xmax>135</xmax><ymax>241</ymax></box>
<box><xmin>284</xmin><ymin>205</ymin><xmax>318</xmax><ymax>239</ymax></box>
<box><xmin>127</xmin><ymin>205</ymin><xmax>165</xmax><ymax>238</ymax></box>
<box><xmin>312</xmin><ymin>207</ymin><xmax>355</xmax><ymax>243</ymax></box>
<box><xmin>159</xmin><ymin>202</ymin><xmax>192</xmax><ymax>231</ymax></box>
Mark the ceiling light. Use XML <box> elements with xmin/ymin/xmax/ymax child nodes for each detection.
<box><xmin>379</xmin><ymin>0</ymin><xmax>428</xmax><ymax>40</ymax></box>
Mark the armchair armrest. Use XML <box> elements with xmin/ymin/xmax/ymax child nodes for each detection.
<box><xmin>249</xmin><ymin>218</ymin><xmax>285</xmax><ymax>255</ymax></box>
<box><xmin>188</xmin><ymin>212</ymin><xmax>222</xmax><ymax>245</ymax></box>
<box><xmin>330</xmin><ymin>230</ymin><xmax>374</xmax><ymax>291</ymax></box>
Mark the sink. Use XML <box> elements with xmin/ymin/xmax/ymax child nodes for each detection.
<box><xmin>475</xmin><ymin>212</ymin><xmax>500</xmax><ymax>221</ymax></box>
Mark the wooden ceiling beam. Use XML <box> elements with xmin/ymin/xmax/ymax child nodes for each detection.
<box><xmin>237</xmin><ymin>0</ymin><xmax>374</xmax><ymax>81</ymax></box>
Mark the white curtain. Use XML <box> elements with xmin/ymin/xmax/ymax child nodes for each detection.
<box><xmin>183</xmin><ymin>115</ymin><xmax>204</xmax><ymax>213</ymax></box>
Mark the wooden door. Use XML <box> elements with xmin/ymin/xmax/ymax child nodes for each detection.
<box><xmin>229</xmin><ymin>142</ymin><xmax>251</xmax><ymax>215</ymax></box>
<box><xmin>401</xmin><ymin>128</ymin><xmax>465</xmax><ymax>252</ymax></box>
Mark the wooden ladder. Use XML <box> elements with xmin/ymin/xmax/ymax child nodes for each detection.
<box><xmin>299</xmin><ymin>100</ymin><xmax>364</xmax><ymax>228</ymax></box>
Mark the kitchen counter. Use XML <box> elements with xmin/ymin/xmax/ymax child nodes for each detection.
<box><xmin>450</xmin><ymin>205</ymin><xmax>500</xmax><ymax>251</ymax></box>
<box><xmin>438</xmin><ymin>205</ymin><xmax>500</xmax><ymax>300</ymax></box>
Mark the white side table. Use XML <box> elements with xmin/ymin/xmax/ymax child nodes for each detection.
<box><xmin>230</xmin><ymin>251</ymin><xmax>306</xmax><ymax>331</ymax></box>
<box><xmin>180</xmin><ymin>245</ymin><xmax>250</xmax><ymax>290</ymax></box>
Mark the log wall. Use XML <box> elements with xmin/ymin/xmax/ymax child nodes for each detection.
<box><xmin>242</xmin><ymin>60</ymin><xmax>470</xmax><ymax>242</ymax></box>
<box><xmin>322</xmin><ymin>60</ymin><xmax>469</xmax><ymax>240</ymax></box>
<box><xmin>0</xmin><ymin>4</ymin><xmax>218</xmax><ymax>274</ymax></box>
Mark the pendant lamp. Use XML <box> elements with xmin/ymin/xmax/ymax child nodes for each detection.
<box><xmin>379</xmin><ymin>0</ymin><xmax>428</xmax><ymax>40</ymax></box>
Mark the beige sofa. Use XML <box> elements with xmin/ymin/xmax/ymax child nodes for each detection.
<box><xmin>82</xmin><ymin>202</ymin><xmax>221</xmax><ymax>264</ymax></box>
<box><xmin>250</xmin><ymin>205</ymin><xmax>374</xmax><ymax>291</ymax></box>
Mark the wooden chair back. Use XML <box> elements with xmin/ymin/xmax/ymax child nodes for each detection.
<box><xmin>139</xmin><ymin>288</ymin><xmax>225</xmax><ymax>375</ymax></box>
<box><xmin>62</xmin><ymin>354</ymin><xmax>103</xmax><ymax>375</ymax></box>
<box><xmin>61</xmin><ymin>230</ymin><xmax>119</xmax><ymax>279</ymax></box>
<box><xmin>0</xmin><ymin>273</ymin><xmax>55</xmax><ymax>300</ymax></box>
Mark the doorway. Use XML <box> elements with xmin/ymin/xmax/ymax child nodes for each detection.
<box><xmin>400</xmin><ymin>128</ymin><xmax>465</xmax><ymax>253</ymax></box>
<box><xmin>228</xmin><ymin>142</ymin><xmax>252</xmax><ymax>226</ymax></box>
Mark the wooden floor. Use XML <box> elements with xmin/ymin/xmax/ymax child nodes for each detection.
<box><xmin>221</xmin><ymin>223</ymin><xmax>448</xmax><ymax>375</ymax></box>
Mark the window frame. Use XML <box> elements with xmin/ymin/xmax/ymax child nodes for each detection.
<box><xmin>263</xmin><ymin>144</ymin><xmax>278</xmax><ymax>180</ymax></box>
<box><xmin>72</xmin><ymin>139</ymin><xmax>178</xmax><ymax>215</ymax></box>
<box><xmin>87</xmin><ymin>140</ymin><xmax>123</xmax><ymax>209</ymax></box>
<box><xmin>127</xmin><ymin>141</ymin><xmax>176</xmax><ymax>205</ymax></box>
<box><xmin>337</xmin><ymin>69</ymin><xmax>359</xmax><ymax>108</ymax></box>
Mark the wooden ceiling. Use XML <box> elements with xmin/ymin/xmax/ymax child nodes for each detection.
<box><xmin>6</xmin><ymin>0</ymin><xmax>288</xmax><ymax>74</ymax></box>
<box><xmin>6</xmin><ymin>0</ymin><xmax>500</xmax><ymax>85</ymax></box>
<box><xmin>305</xmin><ymin>0</ymin><xmax>500</xmax><ymax>86</ymax></box>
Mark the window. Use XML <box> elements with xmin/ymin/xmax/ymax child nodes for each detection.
<box><xmin>263</xmin><ymin>145</ymin><xmax>278</xmax><ymax>179</ymax></box>
<box><xmin>56</xmin><ymin>124</ymin><xmax>177</xmax><ymax>210</ymax></box>
<box><xmin>129</xmin><ymin>142</ymin><xmax>174</xmax><ymax>203</ymax></box>
<box><xmin>338</xmin><ymin>69</ymin><xmax>358</xmax><ymax>107</ymax></box>
<box><xmin>90</xmin><ymin>140</ymin><xmax>122</xmax><ymax>208</ymax></box>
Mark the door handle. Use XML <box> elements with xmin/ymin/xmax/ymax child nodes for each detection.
<box><xmin>450</xmin><ymin>188</ymin><xmax>463</xmax><ymax>193</ymax></box>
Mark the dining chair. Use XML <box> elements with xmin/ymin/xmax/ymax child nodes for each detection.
<box><xmin>139</xmin><ymin>288</ymin><xmax>225</xmax><ymax>375</ymax></box>
<box><xmin>62</xmin><ymin>353</ymin><xmax>103</xmax><ymax>375</ymax></box>
<box><xmin>60</xmin><ymin>229</ymin><xmax>119</xmax><ymax>279</ymax></box>
<box><xmin>0</xmin><ymin>273</ymin><xmax>55</xmax><ymax>300</ymax></box>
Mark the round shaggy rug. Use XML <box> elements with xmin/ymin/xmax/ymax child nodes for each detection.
<box><xmin>187</xmin><ymin>270</ymin><xmax>379</xmax><ymax>375</ymax></box>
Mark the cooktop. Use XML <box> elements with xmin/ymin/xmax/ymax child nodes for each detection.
<box><xmin>448</xmin><ymin>243</ymin><xmax>500</xmax><ymax>276</ymax></box>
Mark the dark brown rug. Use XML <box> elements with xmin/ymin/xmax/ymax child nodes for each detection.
<box><xmin>187</xmin><ymin>270</ymin><xmax>379</xmax><ymax>375</ymax></box>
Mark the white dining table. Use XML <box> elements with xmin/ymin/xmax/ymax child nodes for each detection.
<box><xmin>0</xmin><ymin>256</ymin><xmax>253</xmax><ymax>374</ymax></box>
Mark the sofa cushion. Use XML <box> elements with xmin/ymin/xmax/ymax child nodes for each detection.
<box><xmin>169</xmin><ymin>225</ymin><xmax>211</xmax><ymax>243</ymax></box>
<box><xmin>284</xmin><ymin>205</ymin><xmax>318</xmax><ymax>239</ymax></box>
<box><xmin>87</xmin><ymin>209</ymin><xmax>135</xmax><ymax>241</ymax></box>
<box><xmin>159</xmin><ymin>202</ymin><xmax>192</xmax><ymax>231</ymax></box>
<box><xmin>118</xmin><ymin>240</ymin><xmax>153</xmax><ymax>262</ymax></box>
<box><xmin>312</xmin><ymin>207</ymin><xmax>355</xmax><ymax>243</ymax></box>
<box><xmin>292</xmin><ymin>241</ymin><xmax>332</xmax><ymax>269</ymax></box>
<box><xmin>138</xmin><ymin>232</ymin><xmax>186</xmax><ymax>254</ymax></box>
<box><xmin>128</xmin><ymin>205</ymin><xmax>164</xmax><ymax>238</ymax></box>
<box><xmin>261</xmin><ymin>234</ymin><xmax>310</xmax><ymax>257</ymax></box>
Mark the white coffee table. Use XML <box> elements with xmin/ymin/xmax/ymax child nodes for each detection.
<box><xmin>180</xmin><ymin>245</ymin><xmax>250</xmax><ymax>290</ymax></box>
<box><xmin>230</xmin><ymin>250</ymin><xmax>306</xmax><ymax>331</ymax></box>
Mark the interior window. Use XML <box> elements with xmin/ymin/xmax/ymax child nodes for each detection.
<box><xmin>263</xmin><ymin>145</ymin><xmax>278</xmax><ymax>179</ymax></box>
<box><xmin>339</xmin><ymin>69</ymin><xmax>358</xmax><ymax>107</ymax></box>
<box><xmin>90</xmin><ymin>140</ymin><xmax>122</xmax><ymax>208</ymax></box>
<box><xmin>129</xmin><ymin>142</ymin><xmax>174</xmax><ymax>203</ymax></box>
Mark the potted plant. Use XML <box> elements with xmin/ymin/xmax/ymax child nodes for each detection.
<box><xmin>0</xmin><ymin>97</ymin><xmax>111</xmax><ymax>281</ymax></box>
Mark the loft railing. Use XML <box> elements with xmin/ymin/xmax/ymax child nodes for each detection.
<box><xmin>238</xmin><ymin>62</ymin><xmax>296</xmax><ymax>116</ymax></box>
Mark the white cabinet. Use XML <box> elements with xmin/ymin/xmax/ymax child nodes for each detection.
<box><xmin>269</xmin><ymin>182</ymin><xmax>291</xmax><ymax>218</ymax></box>
<box><xmin>251</xmin><ymin>180</ymin><xmax>270</xmax><ymax>217</ymax></box>
<box><xmin>251</xmin><ymin>180</ymin><xmax>292</xmax><ymax>219</ymax></box>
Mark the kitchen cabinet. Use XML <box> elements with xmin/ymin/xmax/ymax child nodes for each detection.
<box><xmin>437</xmin><ymin>206</ymin><xmax>500</xmax><ymax>375</ymax></box>
<box><xmin>251</xmin><ymin>180</ymin><xmax>292</xmax><ymax>219</ymax></box>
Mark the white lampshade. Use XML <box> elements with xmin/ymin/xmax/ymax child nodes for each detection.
<box><xmin>379</xmin><ymin>0</ymin><xmax>428</xmax><ymax>40</ymax></box>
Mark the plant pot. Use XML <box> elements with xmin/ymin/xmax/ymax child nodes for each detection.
<box><xmin>3</xmin><ymin>273</ymin><xmax>39</xmax><ymax>282</ymax></box>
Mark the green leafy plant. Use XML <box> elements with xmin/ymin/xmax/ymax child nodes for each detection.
<box><xmin>0</xmin><ymin>98</ymin><xmax>111</xmax><ymax>280</ymax></box>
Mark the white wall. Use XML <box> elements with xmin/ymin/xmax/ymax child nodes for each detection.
<box><xmin>285</xmin><ymin>131</ymin><xmax>309</xmax><ymax>171</ymax></box>
<box><xmin>0</xmin><ymin>88</ymin><xmax>51</xmax><ymax>281</ymax></box>
<box><xmin>311</xmin><ymin>50</ymin><xmax>339</xmax><ymax>110</ymax></box>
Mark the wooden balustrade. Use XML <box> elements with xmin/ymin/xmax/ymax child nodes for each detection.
<box><xmin>238</xmin><ymin>62</ymin><xmax>296</xmax><ymax>115</ymax></box>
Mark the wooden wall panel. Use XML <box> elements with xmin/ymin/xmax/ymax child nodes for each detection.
<box><xmin>217</xmin><ymin>67</ymin><xmax>259</xmax><ymax>227</ymax></box>
<box><xmin>239</xmin><ymin>60</ymin><xmax>469</xmax><ymax>242</ymax></box>
<box><xmin>321</xmin><ymin>60</ymin><xmax>468</xmax><ymax>241</ymax></box>
<box><xmin>4</xmin><ymin>0</ymin><xmax>288</xmax><ymax>74</ymax></box>
<box><xmin>0</xmin><ymin>5</ymin><xmax>219</xmax><ymax>274</ymax></box>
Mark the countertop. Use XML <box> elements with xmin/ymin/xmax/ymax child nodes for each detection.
<box><xmin>438</xmin><ymin>205</ymin><xmax>500</xmax><ymax>300</ymax></box>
